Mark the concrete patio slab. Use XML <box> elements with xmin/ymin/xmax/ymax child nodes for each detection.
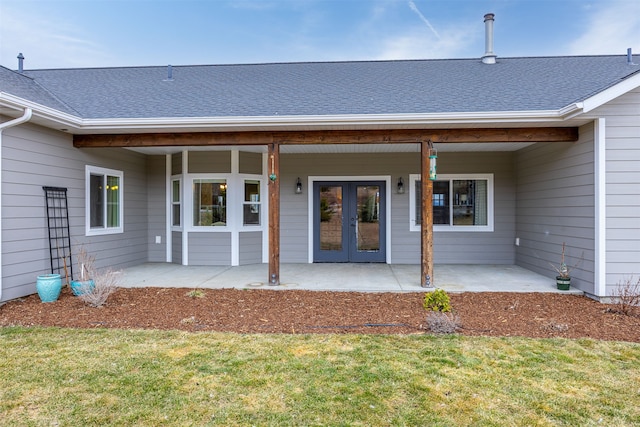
<box><xmin>118</xmin><ymin>263</ymin><xmax>583</xmax><ymax>294</ymax></box>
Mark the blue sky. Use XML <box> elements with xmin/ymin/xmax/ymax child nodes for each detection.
<box><xmin>1</xmin><ymin>0</ymin><xmax>639</xmax><ymax>70</ymax></box>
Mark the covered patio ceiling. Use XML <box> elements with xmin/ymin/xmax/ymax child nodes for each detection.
<box><xmin>125</xmin><ymin>141</ymin><xmax>538</xmax><ymax>155</ymax></box>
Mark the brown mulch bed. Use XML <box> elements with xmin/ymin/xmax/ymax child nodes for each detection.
<box><xmin>1</xmin><ymin>287</ymin><xmax>639</xmax><ymax>342</ymax></box>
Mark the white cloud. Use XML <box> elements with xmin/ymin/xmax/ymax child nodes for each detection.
<box><xmin>375</xmin><ymin>22</ymin><xmax>478</xmax><ymax>60</ymax></box>
<box><xmin>0</xmin><ymin>5</ymin><xmax>113</xmax><ymax>69</ymax></box>
<box><xmin>568</xmin><ymin>0</ymin><xmax>640</xmax><ymax>55</ymax></box>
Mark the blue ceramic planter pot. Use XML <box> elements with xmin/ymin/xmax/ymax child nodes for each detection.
<box><xmin>70</xmin><ymin>279</ymin><xmax>95</xmax><ymax>296</ymax></box>
<box><xmin>36</xmin><ymin>274</ymin><xmax>62</xmax><ymax>302</ymax></box>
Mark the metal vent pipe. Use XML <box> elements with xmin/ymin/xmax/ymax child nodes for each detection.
<box><xmin>481</xmin><ymin>13</ymin><xmax>497</xmax><ymax>64</ymax></box>
<box><xmin>17</xmin><ymin>53</ymin><xmax>24</xmax><ymax>73</ymax></box>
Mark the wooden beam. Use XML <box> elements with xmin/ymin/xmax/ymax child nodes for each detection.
<box><xmin>268</xmin><ymin>143</ymin><xmax>280</xmax><ymax>286</ymax></box>
<box><xmin>73</xmin><ymin>127</ymin><xmax>578</xmax><ymax>148</ymax></box>
<box><xmin>274</xmin><ymin>128</ymin><xmax>579</xmax><ymax>144</ymax></box>
<box><xmin>74</xmin><ymin>132</ymin><xmax>274</xmax><ymax>147</ymax></box>
<box><xmin>421</xmin><ymin>140</ymin><xmax>434</xmax><ymax>288</ymax></box>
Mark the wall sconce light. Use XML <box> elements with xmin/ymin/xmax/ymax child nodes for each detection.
<box><xmin>295</xmin><ymin>177</ymin><xmax>303</xmax><ymax>194</ymax></box>
<box><xmin>397</xmin><ymin>177</ymin><xmax>405</xmax><ymax>194</ymax></box>
<box><xmin>429</xmin><ymin>148</ymin><xmax>438</xmax><ymax>181</ymax></box>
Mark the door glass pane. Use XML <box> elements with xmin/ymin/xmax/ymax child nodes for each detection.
<box><xmin>319</xmin><ymin>186</ymin><xmax>342</xmax><ymax>251</ymax></box>
<box><xmin>356</xmin><ymin>185</ymin><xmax>380</xmax><ymax>252</ymax></box>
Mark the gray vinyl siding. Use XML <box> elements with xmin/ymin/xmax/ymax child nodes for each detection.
<box><xmin>589</xmin><ymin>88</ymin><xmax>640</xmax><ymax>296</ymax></box>
<box><xmin>172</xmin><ymin>231</ymin><xmax>182</xmax><ymax>264</ymax></box>
<box><xmin>188</xmin><ymin>151</ymin><xmax>231</xmax><ymax>173</ymax></box>
<box><xmin>515</xmin><ymin>123</ymin><xmax>596</xmax><ymax>295</ymax></box>
<box><xmin>432</xmin><ymin>152</ymin><xmax>516</xmax><ymax>264</ymax></box>
<box><xmin>147</xmin><ymin>155</ymin><xmax>166</xmax><ymax>262</ymax></box>
<box><xmin>279</xmin><ymin>152</ymin><xmax>516</xmax><ymax>265</ymax></box>
<box><xmin>239</xmin><ymin>231</ymin><xmax>262</xmax><ymax>264</ymax></box>
<box><xmin>1</xmin><ymin>122</ymin><xmax>148</xmax><ymax>301</ymax></box>
<box><xmin>188</xmin><ymin>233</ymin><xmax>231</xmax><ymax>265</ymax></box>
<box><xmin>171</xmin><ymin>152</ymin><xmax>182</xmax><ymax>175</ymax></box>
<box><xmin>280</xmin><ymin>154</ymin><xmax>315</xmax><ymax>263</ymax></box>
<box><xmin>239</xmin><ymin>152</ymin><xmax>262</xmax><ymax>174</ymax></box>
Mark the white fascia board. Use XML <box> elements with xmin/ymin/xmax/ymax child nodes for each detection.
<box><xmin>2</xmin><ymin>91</ymin><xmax>583</xmax><ymax>132</ymax></box>
<box><xmin>581</xmin><ymin>72</ymin><xmax>640</xmax><ymax>113</ymax></box>
<box><xmin>78</xmin><ymin>110</ymin><xmax>572</xmax><ymax>131</ymax></box>
<box><xmin>557</xmin><ymin>103</ymin><xmax>584</xmax><ymax>119</ymax></box>
<box><xmin>0</xmin><ymin>92</ymin><xmax>81</xmax><ymax>128</ymax></box>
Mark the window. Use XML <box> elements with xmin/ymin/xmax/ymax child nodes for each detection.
<box><xmin>86</xmin><ymin>166</ymin><xmax>123</xmax><ymax>235</ymax></box>
<box><xmin>410</xmin><ymin>174</ymin><xmax>493</xmax><ymax>232</ymax></box>
<box><xmin>243</xmin><ymin>179</ymin><xmax>261</xmax><ymax>225</ymax></box>
<box><xmin>172</xmin><ymin>179</ymin><xmax>181</xmax><ymax>227</ymax></box>
<box><xmin>193</xmin><ymin>178</ymin><xmax>227</xmax><ymax>226</ymax></box>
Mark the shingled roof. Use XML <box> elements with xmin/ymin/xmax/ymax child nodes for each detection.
<box><xmin>2</xmin><ymin>55</ymin><xmax>639</xmax><ymax>120</ymax></box>
<box><xmin>0</xmin><ymin>66</ymin><xmax>79</xmax><ymax>116</ymax></box>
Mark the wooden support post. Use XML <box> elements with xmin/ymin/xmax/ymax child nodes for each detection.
<box><xmin>268</xmin><ymin>143</ymin><xmax>280</xmax><ymax>286</ymax></box>
<box><xmin>421</xmin><ymin>140</ymin><xmax>434</xmax><ymax>288</ymax></box>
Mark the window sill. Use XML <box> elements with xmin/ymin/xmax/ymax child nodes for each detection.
<box><xmin>86</xmin><ymin>228</ymin><xmax>124</xmax><ymax>236</ymax></box>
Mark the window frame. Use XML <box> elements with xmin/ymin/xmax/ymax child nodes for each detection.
<box><xmin>242</xmin><ymin>178</ymin><xmax>262</xmax><ymax>226</ymax></box>
<box><xmin>171</xmin><ymin>176</ymin><xmax>182</xmax><ymax>230</ymax></box>
<box><xmin>409</xmin><ymin>173</ymin><xmax>494</xmax><ymax>232</ymax></box>
<box><xmin>85</xmin><ymin>165</ymin><xmax>124</xmax><ymax>236</ymax></box>
<box><xmin>183</xmin><ymin>173</ymin><xmax>266</xmax><ymax>232</ymax></box>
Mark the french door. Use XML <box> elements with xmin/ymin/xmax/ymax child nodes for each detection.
<box><xmin>313</xmin><ymin>181</ymin><xmax>386</xmax><ymax>262</ymax></box>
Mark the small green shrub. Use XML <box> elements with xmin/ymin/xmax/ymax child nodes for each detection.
<box><xmin>423</xmin><ymin>288</ymin><xmax>451</xmax><ymax>312</ymax></box>
<box><xmin>186</xmin><ymin>289</ymin><xmax>205</xmax><ymax>298</ymax></box>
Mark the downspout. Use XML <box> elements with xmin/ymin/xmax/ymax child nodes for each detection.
<box><xmin>0</xmin><ymin>108</ymin><xmax>33</xmax><ymax>301</ymax></box>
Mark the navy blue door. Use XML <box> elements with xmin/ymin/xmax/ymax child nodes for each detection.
<box><xmin>313</xmin><ymin>181</ymin><xmax>385</xmax><ymax>262</ymax></box>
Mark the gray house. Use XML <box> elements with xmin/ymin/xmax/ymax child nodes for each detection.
<box><xmin>0</xmin><ymin>42</ymin><xmax>639</xmax><ymax>301</ymax></box>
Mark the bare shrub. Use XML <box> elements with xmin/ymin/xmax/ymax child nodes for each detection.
<box><xmin>543</xmin><ymin>321</ymin><xmax>569</xmax><ymax>332</ymax></box>
<box><xmin>614</xmin><ymin>276</ymin><xmax>640</xmax><ymax>316</ymax></box>
<box><xmin>73</xmin><ymin>246</ymin><xmax>119</xmax><ymax>307</ymax></box>
<box><xmin>75</xmin><ymin>246</ymin><xmax>96</xmax><ymax>282</ymax></box>
<box><xmin>180</xmin><ymin>316</ymin><xmax>197</xmax><ymax>325</ymax></box>
<box><xmin>76</xmin><ymin>267</ymin><xmax>120</xmax><ymax>307</ymax></box>
<box><xmin>426</xmin><ymin>311</ymin><xmax>461</xmax><ymax>334</ymax></box>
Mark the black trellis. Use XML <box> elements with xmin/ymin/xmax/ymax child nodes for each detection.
<box><xmin>43</xmin><ymin>186</ymin><xmax>73</xmax><ymax>283</ymax></box>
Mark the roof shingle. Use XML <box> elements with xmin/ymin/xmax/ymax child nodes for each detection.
<box><xmin>2</xmin><ymin>55</ymin><xmax>638</xmax><ymax>119</ymax></box>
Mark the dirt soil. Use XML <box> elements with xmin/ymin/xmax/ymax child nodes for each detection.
<box><xmin>1</xmin><ymin>287</ymin><xmax>639</xmax><ymax>342</ymax></box>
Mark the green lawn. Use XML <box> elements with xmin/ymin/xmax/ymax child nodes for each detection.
<box><xmin>1</xmin><ymin>327</ymin><xmax>639</xmax><ymax>426</ymax></box>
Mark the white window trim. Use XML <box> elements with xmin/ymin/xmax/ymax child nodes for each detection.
<box><xmin>409</xmin><ymin>173</ymin><xmax>494</xmax><ymax>232</ymax></box>
<box><xmin>85</xmin><ymin>165</ymin><xmax>124</xmax><ymax>236</ymax></box>
<box><xmin>171</xmin><ymin>175</ymin><xmax>182</xmax><ymax>231</ymax></box>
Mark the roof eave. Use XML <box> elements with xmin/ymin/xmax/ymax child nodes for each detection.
<box><xmin>580</xmin><ymin>71</ymin><xmax>640</xmax><ymax>113</ymax></box>
<box><xmin>0</xmin><ymin>92</ymin><xmax>81</xmax><ymax>129</ymax></box>
<box><xmin>65</xmin><ymin>110</ymin><xmax>580</xmax><ymax>134</ymax></box>
<box><xmin>2</xmin><ymin>92</ymin><xmax>586</xmax><ymax>133</ymax></box>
